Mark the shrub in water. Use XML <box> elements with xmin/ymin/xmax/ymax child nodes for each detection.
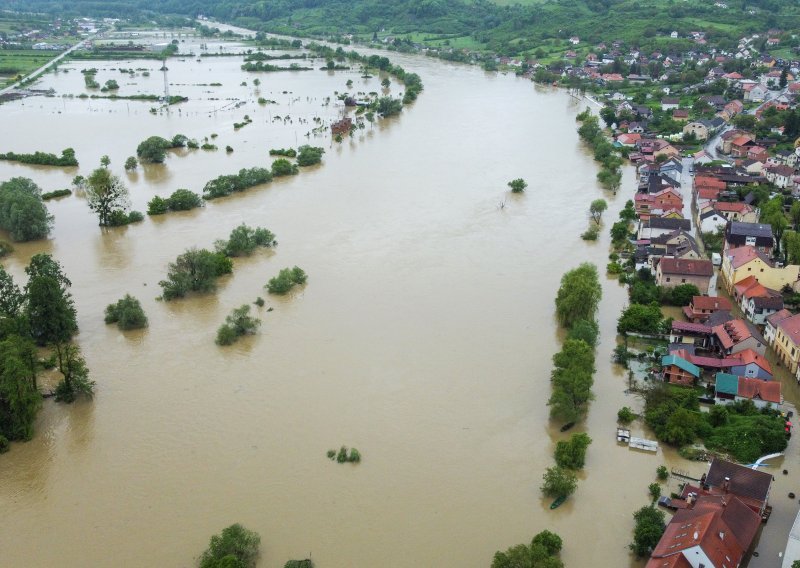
<box><xmin>105</xmin><ymin>294</ymin><xmax>148</xmax><ymax>330</ymax></box>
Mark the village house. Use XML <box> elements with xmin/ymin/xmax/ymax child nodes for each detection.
<box><xmin>661</xmin><ymin>97</ymin><xmax>680</xmax><ymax>110</ymax></box>
<box><xmin>673</xmin><ymin>109</ymin><xmax>690</xmax><ymax>121</ymax></box>
<box><xmin>764</xmin><ymin>308</ymin><xmax>792</xmax><ymax>346</ymax></box>
<box><xmin>683</xmin><ymin>295</ymin><xmax>732</xmax><ymax>323</ymax></box>
<box><xmin>715</xmin><ymin>373</ymin><xmax>781</xmax><ymax>409</ymax></box>
<box><xmin>724</xmin><ymin>222</ymin><xmax>774</xmax><ymax>254</ymax></box>
<box><xmin>729</xmin><ymin>134</ymin><xmax>756</xmax><ymax>157</ymax></box>
<box><xmin>656</xmin><ymin>257</ymin><xmax>714</xmax><ymax>294</ymax></box>
<box><xmin>670</xmin><ymin>321</ymin><xmax>714</xmax><ymax>349</ymax></box>
<box><xmin>646</xmin><ymin>459</ymin><xmax>771</xmax><ymax>568</ymax></box>
<box><xmin>638</xmin><ymin>217</ymin><xmax>691</xmax><ymax>240</ymax></box>
<box><xmin>743</xmin><ymin>83</ymin><xmax>768</xmax><ymax>102</ymax></box>
<box><xmin>712</xmin><ymin>318</ymin><xmax>767</xmax><ymax>356</ymax></box>
<box><xmin>721</xmin><ymin>245</ymin><xmax>799</xmax><ymax>294</ymax></box>
<box><xmin>773</xmin><ymin>313</ymin><xmax>800</xmax><ymax>373</ymax></box>
<box><xmin>730</xmin><ymin>348</ymin><xmax>773</xmax><ymax>380</ymax></box>
<box><xmin>764</xmin><ymin>164</ymin><xmax>795</xmax><ymax>189</ymax></box>
<box><xmin>662</xmin><ymin>353</ymin><xmax>701</xmax><ymax>386</ymax></box>
<box><xmin>635</xmin><ymin>188</ymin><xmax>684</xmax><ymax>220</ymax></box>
<box><xmin>740</xmin><ymin>283</ymin><xmax>784</xmax><ymax>326</ymax></box>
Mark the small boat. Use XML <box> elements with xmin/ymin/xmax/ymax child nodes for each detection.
<box><xmin>550</xmin><ymin>495</ymin><xmax>567</xmax><ymax>509</ymax></box>
<box><xmin>560</xmin><ymin>422</ymin><xmax>575</xmax><ymax>432</ymax></box>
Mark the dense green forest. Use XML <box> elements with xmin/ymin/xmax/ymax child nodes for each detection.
<box><xmin>10</xmin><ymin>0</ymin><xmax>800</xmax><ymax>56</ymax></box>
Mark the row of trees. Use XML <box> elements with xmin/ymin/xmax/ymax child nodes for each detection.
<box><xmin>1</xmin><ymin>255</ymin><xmax>94</xmax><ymax>451</ymax></box>
<box><xmin>575</xmin><ymin>109</ymin><xmax>622</xmax><ymax>192</ymax></box>
<box><xmin>0</xmin><ymin>148</ymin><xmax>78</xmax><ymax>167</ymax></box>
<box><xmin>540</xmin><ymin>264</ymin><xmax>602</xmax><ymax>502</ymax></box>
<box><xmin>147</xmin><ymin>189</ymin><xmax>204</xmax><ymax>215</ymax></box>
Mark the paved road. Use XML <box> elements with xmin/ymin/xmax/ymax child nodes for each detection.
<box><xmin>0</xmin><ymin>34</ymin><xmax>97</xmax><ymax>96</ymax></box>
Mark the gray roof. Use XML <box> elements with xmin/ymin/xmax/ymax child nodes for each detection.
<box><xmin>648</xmin><ymin>217</ymin><xmax>691</xmax><ymax>230</ymax></box>
<box><xmin>728</xmin><ymin>221</ymin><xmax>774</xmax><ymax>239</ymax></box>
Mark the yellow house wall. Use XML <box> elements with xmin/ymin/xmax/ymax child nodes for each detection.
<box><xmin>721</xmin><ymin>256</ymin><xmax>800</xmax><ymax>293</ymax></box>
<box><xmin>774</xmin><ymin>327</ymin><xmax>800</xmax><ymax>373</ymax></box>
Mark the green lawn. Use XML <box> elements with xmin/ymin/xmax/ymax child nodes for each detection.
<box><xmin>0</xmin><ymin>50</ymin><xmax>59</xmax><ymax>87</ymax></box>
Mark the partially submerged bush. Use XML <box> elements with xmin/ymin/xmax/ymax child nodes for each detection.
<box><xmin>159</xmin><ymin>248</ymin><xmax>233</xmax><ymax>300</ymax></box>
<box><xmin>216</xmin><ymin>224</ymin><xmax>276</xmax><ymax>257</ymax></box>
<box><xmin>216</xmin><ymin>305</ymin><xmax>261</xmax><ymax>346</ymax></box>
<box><xmin>266</xmin><ymin>266</ymin><xmax>307</xmax><ymax>295</ymax></box>
<box><xmin>104</xmin><ymin>294</ymin><xmax>148</xmax><ymax>330</ymax></box>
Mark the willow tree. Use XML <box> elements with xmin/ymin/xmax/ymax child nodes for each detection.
<box><xmin>554</xmin><ymin>263</ymin><xmax>602</xmax><ymax>328</ymax></box>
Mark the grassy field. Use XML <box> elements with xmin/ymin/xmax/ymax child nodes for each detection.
<box><xmin>0</xmin><ymin>50</ymin><xmax>59</xmax><ymax>87</ymax></box>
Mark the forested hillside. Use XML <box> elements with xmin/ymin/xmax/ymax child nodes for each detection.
<box><xmin>11</xmin><ymin>0</ymin><xmax>800</xmax><ymax>56</ymax></box>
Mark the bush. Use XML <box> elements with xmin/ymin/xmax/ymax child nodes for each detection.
<box><xmin>617</xmin><ymin>406</ymin><xmax>636</xmax><ymax>424</ymax></box>
<box><xmin>136</xmin><ymin>136</ymin><xmax>171</xmax><ymax>163</ymax></box>
<box><xmin>216</xmin><ymin>224</ymin><xmax>276</xmax><ymax>257</ymax></box>
<box><xmin>661</xmin><ymin>283</ymin><xmax>699</xmax><ymax>307</ymax></box>
<box><xmin>507</xmin><ymin>178</ymin><xmax>527</xmax><ymax>193</ymax></box>
<box><xmin>656</xmin><ymin>465</ymin><xmax>669</xmax><ymax>481</ymax></box>
<box><xmin>617</xmin><ymin>303</ymin><xmax>663</xmax><ymax>335</ymax></box>
<box><xmin>124</xmin><ymin>156</ymin><xmax>138</xmax><ymax>171</ymax></box>
<box><xmin>554</xmin><ymin>432</ymin><xmax>592</xmax><ymax>470</ymax></box>
<box><xmin>555</xmin><ymin>263</ymin><xmax>601</xmax><ymax>328</ymax></box>
<box><xmin>648</xmin><ymin>482</ymin><xmax>661</xmax><ymax>503</ymax></box>
<box><xmin>271</xmin><ymin>158</ymin><xmax>299</xmax><ymax>176</ymax></box>
<box><xmin>215</xmin><ymin>324</ymin><xmax>238</xmax><ymax>346</ymax></box>
<box><xmin>266</xmin><ymin>266</ymin><xmax>308</xmax><ymax>295</ymax></box>
<box><xmin>0</xmin><ymin>177</ymin><xmax>53</xmax><ymax>241</ymax></box>
<box><xmin>296</xmin><ymin>145</ymin><xmax>324</xmax><ymax>166</ymax></box>
<box><xmin>269</xmin><ymin>148</ymin><xmax>297</xmax><ymax>157</ymax></box>
<box><xmin>581</xmin><ymin>226</ymin><xmax>599</xmax><ymax>240</ymax></box>
<box><xmin>0</xmin><ymin>434</ymin><xmax>8</xmax><ymax>453</ymax></box>
<box><xmin>541</xmin><ymin>466</ymin><xmax>577</xmax><ymax>498</ymax></box>
<box><xmin>630</xmin><ymin>506</ymin><xmax>665</xmax><ymax>557</ymax></box>
<box><xmin>326</xmin><ymin>449</ymin><xmax>336</xmax><ymax>460</ymax></box>
<box><xmin>159</xmin><ymin>248</ymin><xmax>233</xmax><ymax>300</ymax></box>
<box><xmin>285</xmin><ymin>561</ymin><xmax>314</xmax><ymax>568</ymax></box>
<box><xmin>215</xmin><ymin>305</ymin><xmax>261</xmax><ymax>346</ymax></box>
<box><xmin>41</xmin><ymin>189</ymin><xmax>72</xmax><ymax>200</ymax></box>
<box><xmin>107</xmin><ymin>210</ymin><xmax>143</xmax><ymax>226</ymax></box>
<box><xmin>491</xmin><ymin>530</ymin><xmax>563</xmax><ymax>568</ymax></box>
<box><xmin>199</xmin><ymin>524</ymin><xmax>261</xmax><ymax>568</ymax></box>
<box><xmin>203</xmin><ymin>167</ymin><xmax>273</xmax><ymax>199</ymax></box>
<box><xmin>254</xmin><ymin>297</ymin><xmax>265</xmax><ymax>307</ymax></box>
<box><xmin>147</xmin><ymin>196</ymin><xmax>169</xmax><ymax>215</ymax></box>
<box><xmin>104</xmin><ymin>294</ymin><xmax>148</xmax><ymax>330</ymax></box>
<box><xmin>167</xmin><ymin>189</ymin><xmax>202</xmax><ymax>211</ymax></box>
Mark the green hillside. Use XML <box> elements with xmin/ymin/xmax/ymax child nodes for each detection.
<box><xmin>9</xmin><ymin>0</ymin><xmax>800</xmax><ymax>56</ymax></box>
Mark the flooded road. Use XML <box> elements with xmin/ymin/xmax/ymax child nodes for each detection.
<box><xmin>1</xmin><ymin>37</ymin><xmax>797</xmax><ymax>567</ymax></box>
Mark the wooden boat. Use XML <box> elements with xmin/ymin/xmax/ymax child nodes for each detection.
<box><xmin>560</xmin><ymin>422</ymin><xmax>575</xmax><ymax>432</ymax></box>
<box><xmin>550</xmin><ymin>495</ymin><xmax>567</xmax><ymax>509</ymax></box>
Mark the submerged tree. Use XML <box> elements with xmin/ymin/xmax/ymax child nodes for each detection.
<box><xmin>24</xmin><ymin>254</ymin><xmax>78</xmax><ymax>345</ymax></box>
<box><xmin>85</xmin><ymin>167</ymin><xmax>131</xmax><ymax>226</ymax></box>
<box><xmin>0</xmin><ymin>177</ymin><xmax>53</xmax><ymax>242</ymax></box>
<box><xmin>199</xmin><ymin>524</ymin><xmax>261</xmax><ymax>568</ymax></box>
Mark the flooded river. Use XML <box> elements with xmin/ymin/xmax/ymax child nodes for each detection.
<box><xmin>1</xmin><ymin>33</ymin><xmax>798</xmax><ymax>568</ymax></box>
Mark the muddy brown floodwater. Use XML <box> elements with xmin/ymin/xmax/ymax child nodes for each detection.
<box><xmin>0</xmin><ymin>33</ymin><xmax>798</xmax><ymax>568</ymax></box>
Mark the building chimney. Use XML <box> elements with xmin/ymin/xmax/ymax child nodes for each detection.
<box><xmin>723</xmin><ymin>476</ymin><xmax>730</xmax><ymax>493</ymax></box>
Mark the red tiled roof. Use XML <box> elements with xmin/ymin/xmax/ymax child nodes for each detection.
<box><xmin>733</xmin><ymin>275</ymin><xmax>758</xmax><ymax>296</ymax></box>
<box><xmin>776</xmin><ymin>313</ymin><xmax>800</xmax><ymax>346</ymax></box>
<box><xmin>714</xmin><ymin>201</ymin><xmax>750</xmax><ymax>214</ymax></box>
<box><xmin>766</xmin><ymin>308</ymin><xmax>792</xmax><ymax>327</ymax></box>
<box><xmin>713</xmin><ymin>319</ymin><xmax>753</xmax><ymax>350</ymax></box>
<box><xmin>659</xmin><ymin>257</ymin><xmax>714</xmax><ymax>277</ymax></box>
<box><xmin>688</xmin><ymin>354</ymin><xmax>740</xmax><ymax>368</ymax></box>
<box><xmin>726</xmin><ymin>246</ymin><xmax>771</xmax><ymax>269</ymax></box>
<box><xmin>691</xmin><ymin>296</ymin><xmax>731</xmax><ymax>311</ymax></box>
<box><xmin>736</xmin><ymin>348</ymin><xmax>772</xmax><ymax>374</ymax></box>
<box><xmin>737</xmin><ymin>376</ymin><xmax>781</xmax><ymax>403</ymax></box>
<box><xmin>731</xmin><ymin>135</ymin><xmax>754</xmax><ymax>146</ymax></box>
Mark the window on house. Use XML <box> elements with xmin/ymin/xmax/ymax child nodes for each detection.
<box><xmin>666</xmin><ymin>277</ymin><xmax>671</xmax><ymax>282</ymax></box>
<box><xmin>681</xmin><ymin>278</ymin><xmax>686</xmax><ymax>283</ymax></box>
